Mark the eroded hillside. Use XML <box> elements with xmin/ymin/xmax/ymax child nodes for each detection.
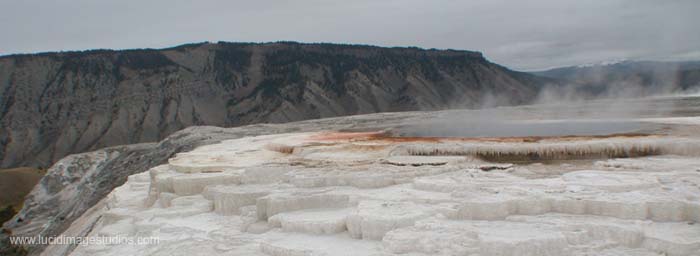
<box><xmin>0</xmin><ymin>42</ymin><xmax>546</xmax><ymax>168</ymax></box>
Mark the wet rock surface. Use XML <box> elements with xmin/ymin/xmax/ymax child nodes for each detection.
<box><xmin>4</xmin><ymin>95</ymin><xmax>700</xmax><ymax>256</ymax></box>
<box><xmin>61</xmin><ymin>127</ymin><xmax>700</xmax><ymax>255</ymax></box>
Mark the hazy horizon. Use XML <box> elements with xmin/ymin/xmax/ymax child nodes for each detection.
<box><xmin>2</xmin><ymin>0</ymin><xmax>699</xmax><ymax>71</ymax></box>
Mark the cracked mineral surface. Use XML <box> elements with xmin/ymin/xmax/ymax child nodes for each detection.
<box><xmin>7</xmin><ymin>96</ymin><xmax>700</xmax><ymax>256</ymax></box>
<box><xmin>62</xmin><ymin>116</ymin><xmax>700</xmax><ymax>256</ymax></box>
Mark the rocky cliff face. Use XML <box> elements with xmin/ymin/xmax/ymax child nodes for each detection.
<box><xmin>0</xmin><ymin>42</ymin><xmax>545</xmax><ymax>168</ymax></box>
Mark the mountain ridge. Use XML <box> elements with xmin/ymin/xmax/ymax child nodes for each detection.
<box><xmin>0</xmin><ymin>41</ymin><xmax>485</xmax><ymax>59</ymax></box>
<box><xmin>0</xmin><ymin>41</ymin><xmax>547</xmax><ymax>168</ymax></box>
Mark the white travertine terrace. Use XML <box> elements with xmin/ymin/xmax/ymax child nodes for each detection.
<box><xmin>68</xmin><ymin>129</ymin><xmax>700</xmax><ymax>256</ymax></box>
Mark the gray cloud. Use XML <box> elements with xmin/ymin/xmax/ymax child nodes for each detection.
<box><xmin>1</xmin><ymin>0</ymin><xmax>698</xmax><ymax>70</ymax></box>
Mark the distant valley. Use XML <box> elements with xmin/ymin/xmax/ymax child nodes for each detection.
<box><xmin>534</xmin><ymin>60</ymin><xmax>700</xmax><ymax>99</ymax></box>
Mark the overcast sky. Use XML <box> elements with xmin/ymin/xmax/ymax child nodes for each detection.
<box><xmin>1</xmin><ymin>0</ymin><xmax>699</xmax><ymax>71</ymax></box>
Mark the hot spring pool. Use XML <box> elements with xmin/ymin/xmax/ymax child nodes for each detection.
<box><xmin>393</xmin><ymin>119</ymin><xmax>653</xmax><ymax>138</ymax></box>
